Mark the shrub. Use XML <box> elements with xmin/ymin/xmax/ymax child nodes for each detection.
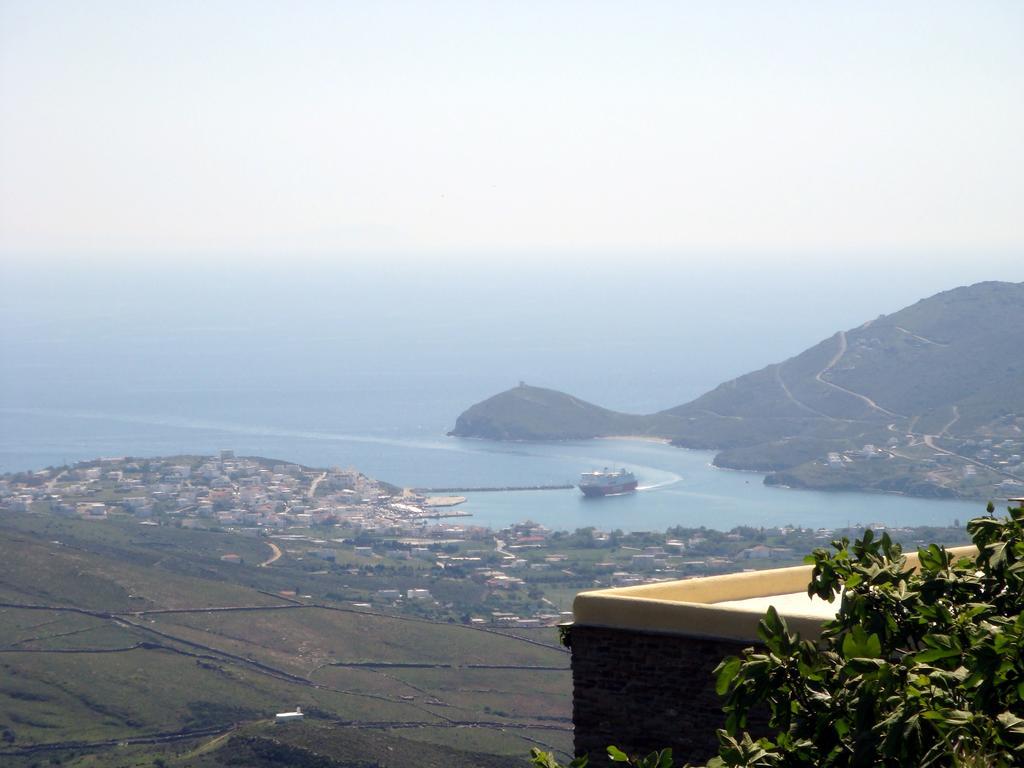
<box><xmin>710</xmin><ymin>502</ymin><xmax>1024</xmax><ymax>767</ymax></box>
<box><xmin>530</xmin><ymin>745</ymin><xmax>674</xmax><ymax>767</ymax></box>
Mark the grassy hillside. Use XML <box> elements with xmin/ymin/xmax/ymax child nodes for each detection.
<box><xmin>663</xmin><ymin>281</ymin><xmax>1024</xmax><ymax>437</ymax></box>
<box><xmin>449</xmin><ymin>383</ymin><xmax>654</xmax><ymax>440</ymax></box>
<box><xmin>0</xmin><ymin>512</ymin><xmax>571</xmax><ymax>767</ymax></box>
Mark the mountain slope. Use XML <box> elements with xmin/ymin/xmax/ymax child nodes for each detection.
<box><xmin>450</xmin><ymin>281</ymin><xmax>1024</xmax><ymax>498</ymax></box>
<box><xmin>663</xmin><ymin>281</ymin><xmax>1024</xmax><ymax>441</ymax></box>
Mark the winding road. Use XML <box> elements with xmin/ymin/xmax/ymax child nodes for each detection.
<box><xmin>939</xmin><ymin>405</ymin><xmax>960</xmax><ymax>437</ymax></box>
<box><xmin>258</xmin><ymin>540</ymin><xmax>282</xmax><ymax>567</ymax></box>
<box><xmin>774</xmin><ymin>364</ymin><xmax>832</xmax><ymax>418</ymax></box>
<box><xmin>922</xmin><ymin>433</ymin><xmax>1024</xmax><ymax>484</ymax></box>
<box><xmin>814</xmin><ymin>331</ymin><xmax>904</xmax><ymax>418</ymax></box>
<box><xmin>45</xmin><ymin>469</ymin><xmax>67</xmax><ymax>492</ymax></box>
<box><xmin>306</xmin><ymin>471</ymin><xmax>327</xmax><ymax>499</ymax></box>
<box><xmin>895</xmin><ymin>326</ymin><xmax>948</xmax><ymax>346</ymax></box>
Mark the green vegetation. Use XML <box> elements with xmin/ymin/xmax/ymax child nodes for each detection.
<box><xmin>708</xmin><ymin>502</ymin><xmax>1024</xmax><ymax>767</ymax></box>
<box><xmin>451</xmin><ymin>281</ymin><xmax>1024</xmax><ymax>500</ymax></box>
<box><xmin>449</xmin><ymin>383</ymin><xmax>657</xmax><ymax>441</ymax></box>
<box><xmin>191</xmin><ymin>721</ymin><xmax>529</xmax><ymax>768</ymax></box>
<box><xmin>0</xmin><ymin>512</ymin><xmax>571</xmax><ymax>767</ymax></box>
<box><xmin>529</xmin><ymin>744</ymin><xmax>674</xmax><ymax>767</ymax></box>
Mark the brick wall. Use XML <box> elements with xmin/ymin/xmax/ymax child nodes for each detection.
<box><xmin>571</xmin><ymin>625</ymin><xmax>766</xmax><ymax>765</ymax></box>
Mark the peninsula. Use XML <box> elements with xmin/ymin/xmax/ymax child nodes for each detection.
<box><xmin>450</xmin><ymin>281</ymin><xmax>1024</xmax><ymax>500</ymax></box>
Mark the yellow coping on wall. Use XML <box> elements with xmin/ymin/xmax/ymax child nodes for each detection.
<box><xmin>572</xmin><ymin>545</ymin><xmax>977</xmax><ymax>643</ymax></box>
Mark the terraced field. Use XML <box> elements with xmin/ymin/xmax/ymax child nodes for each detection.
<box><xmin>0</xmin><ymin>512</ymin><xmax>571</xmax><ymax>767</ymax></box>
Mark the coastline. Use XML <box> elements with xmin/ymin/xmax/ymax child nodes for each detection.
<box><xmin>597</xmin><ymin>435</ymin><xmax>672</xmax><ymax>445</ymax></box>
<box><xmin>606</xmin><ymin>436</ymin><xmax>995</xmax><ymax>504</ymax></box>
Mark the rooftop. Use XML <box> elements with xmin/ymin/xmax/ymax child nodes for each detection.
<box><xmin>713</xmin><ymin>591</ymin><xmax>839</xmax><ymax>620</ymax></box>
<box><xmin>573</xmin><ymin>545</ymin><xmax>976</xmax><ymax>642</ymax></box>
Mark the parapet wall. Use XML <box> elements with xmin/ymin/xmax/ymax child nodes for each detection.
<box><xmin>571</xmin><ymin>625</ymin><xmax>764</xmax><ymax>764</ymax></box>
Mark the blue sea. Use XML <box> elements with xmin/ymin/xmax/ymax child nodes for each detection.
<box><xmin>0</xmin><ymin>259</ymin><xmax>1004</xmax><ymax>531</ymax></box>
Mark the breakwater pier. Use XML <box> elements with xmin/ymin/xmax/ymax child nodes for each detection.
<box><xmin>414</xmin><ymin>484</ymin><xmax>573</xmax><ymax>493</ymax></box>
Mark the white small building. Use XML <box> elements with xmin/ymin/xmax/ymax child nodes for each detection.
<box><xmin>631</xmin><ymin>554</ymin><xmax>657</xmax><ymax>571</ymax></box>
<box><xmin>275</xmin><ymin>706</ymin><xmax>304</xmax><ymax>724</ymax></box>
<box><xmin>76</xmin><ymin>502</ymin><xmax>108</xmax><ymax>519</ymax></box>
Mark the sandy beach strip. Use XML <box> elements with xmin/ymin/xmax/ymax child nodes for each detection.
<box><xmin>597</xmin><ymin>435</ymin><xmax>672</xmax><ymax>445</ymax></box>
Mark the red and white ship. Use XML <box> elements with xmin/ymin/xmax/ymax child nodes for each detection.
<box><xmin>578</xmin><ymin>468</ymin><xmax>638</xmax><ymax>497</ymax></box>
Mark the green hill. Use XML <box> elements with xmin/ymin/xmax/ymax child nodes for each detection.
<box><xmin>0</xmin><ymin>512</ymin><xmax>571</xmax><ymax>768</ymax></box>
<box><xmin>664</xmin><ymin>280</ymin><xmax>1024</xmax><ymax>437</ymax></box>
<box><xmin>449</xmin><ymin>383</ymin><xmax>654</xmax><ymax>441</ymax></box>
<box><xmin>450</xmin><ymin>281</ymin><xmax>1024</xmax><ymax>499</ymax></box>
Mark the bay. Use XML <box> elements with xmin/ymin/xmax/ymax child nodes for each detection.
<box><xmin>0</xmin><ymin>261</ymin><xmax>1007</xmax><ymax>533</ymax></box>
<box><xmin>0</xmin><ymin>406</ymin><xmax>981</xmax><ymax>532</ymax></box>
<box><xmin>457</xmin><ymin>439</ymin><xmax>982</xmax><ymax>532</ymax></box>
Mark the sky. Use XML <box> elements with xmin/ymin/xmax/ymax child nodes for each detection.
<box><xmin>0</xmin><ymin>1</ymin><xmax>1022</xmax><ymax>265</ymax></box>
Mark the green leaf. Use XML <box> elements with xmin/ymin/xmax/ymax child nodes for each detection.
<box><xmin>918</xmin><ymin>543</ymin><xmax>946</xmax><ymax>572</ymax></box>
<box><xmin>606</xmin><ymin>746</ymin><xmax>629</xmax><ymax>762</ymax></box>
<box><xmin>997</xmin><ymin>711</ymin><xmax>1024</xmax><ymax>735</ymax></box>
<box><xmin>989</xmin><ymin>541</ymin><xmax>1009</xmax><ymax>569</ymax></box>
<box><xmin>912</xmin><ymin>647</ymin><xmax>962</xmax><ymax>664</ymax></box>
<box><xmin>842</xmin><ymin>626</ymin><xmax>882</xmax><ymax>659</ymax></box>
<box><xmin>530</xmin><ymin>749</ymin><xmax>567</xmax><ymax>768</ymax></box>
<box><xmin>715</xmin><ymin>657</ymin><xmax>742</xmax><ymax>696</ymax></box>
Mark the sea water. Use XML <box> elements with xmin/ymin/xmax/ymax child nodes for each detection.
<box><xmin>0</xmin><ymin>260</ymin><xmax>1000</xmax><ymax>531</ymax></box>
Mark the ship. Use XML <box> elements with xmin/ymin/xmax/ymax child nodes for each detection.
<box><xmin>578</xmin><ymin>467</ymin><xmax>638</xmax><ymax>497</ymax></box>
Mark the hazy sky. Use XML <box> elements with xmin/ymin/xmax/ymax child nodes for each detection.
<box><xmin>1</xmin><ymin>1</ymin><xmax>1022</xmax><ymax>263</ymax></box>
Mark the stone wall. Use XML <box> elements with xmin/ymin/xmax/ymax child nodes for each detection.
<box><xmin>571</xmin><ymin>625</ymin><xmax>765</xmax><ymax>765</ymax></box>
